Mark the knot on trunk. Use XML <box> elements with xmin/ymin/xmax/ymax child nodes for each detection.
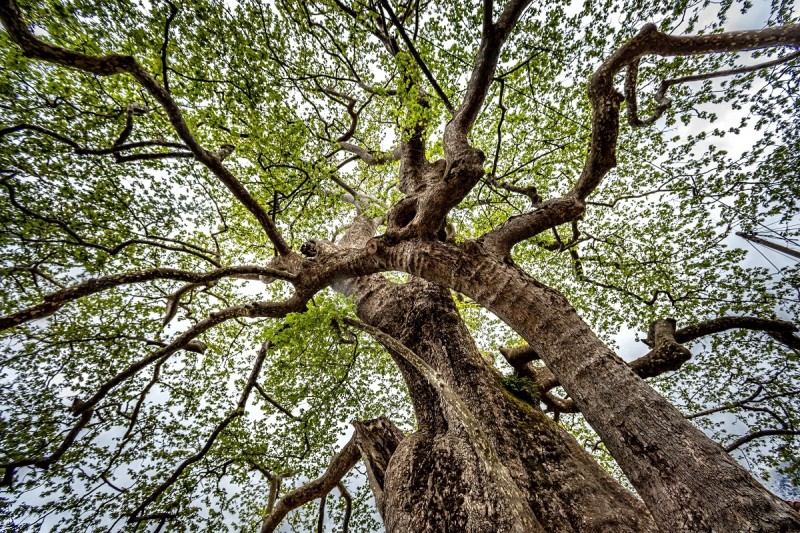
<box><xmin>300</xmin><ymin>239</ymin><xmax>335</xmax><ymax>259</ymax></box>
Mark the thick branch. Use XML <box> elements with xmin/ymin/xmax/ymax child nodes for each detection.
<box><xmin>351</xmin><ymin>416</ymin><xmax>404</xmax><ymax>520</ymax></box>
<box><xmin>631</xmin><ymin>318</ymin><xmax>692</xmax><ymax>379</ymax></box>
<box><xmin>478</xmin><ymin>196</ymin><xmax>585</xmax><ymax>257</ymax></box>
<box><xmin>0</xmin><ymin>265</ymin><xmax>295</xmax><ymax>332</ymax></box>
<box><xmin>338</xmin><ymin>141</ymin><xmax>400</xmax><ymax>166</ymax></box>
<box><xmin>447</xmin><ymin>0</ymin><xmax>532</xmax><ymax>139</ymax></box>
<box><xmin>676</xmin><ymin>316</ymin><xmax>798</xmax><ymax>344</ymax></box>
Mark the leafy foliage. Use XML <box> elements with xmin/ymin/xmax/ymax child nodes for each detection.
<box><xmin>1</xmin><ymin>0</ymin><xmax>798</xmax><ymax>530</ymax></box>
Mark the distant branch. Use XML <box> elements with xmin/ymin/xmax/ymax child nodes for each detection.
<box><xmin>379</xmin><ymin>0</ymin><xmax>454</xmax><ymax>113</ymax></box>
<box><xmin>0</xmin><ymin>177</ymin><xmax>222</xmax><ymax>266</ymax></box>
<box><xmin>725</xmin><ymin>429</ymin><xmax>800</xmax><ymax>453</ymax></box>
<box><xmin>0</xmin><ymin>123</ymin><xmax>193</xmax><ymax>162</ymax></box>
<box><xmin>130</xmin><ymin>339</ymin><xmax>271</xmax><ymax>520</ymax></box>
<box><xmin>337</xmin><ymin>481</ymin><xmax>352</xmax><ymax>533</ymax></box>
<box><xmin>160</xmin><ymin>0</ymin><xmax>179</xmax><ymax>94</ymax></box>
<box><xmin>447</xmin><ymin>0</ymin><xmax>532</xmax><ymax>139</ymax></box>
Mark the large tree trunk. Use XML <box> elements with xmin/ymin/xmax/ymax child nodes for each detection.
<box><xmin>341</xmin><ymin>269</ymin><xmax>656</xmax><ymax>531</ymax></box>
<box><xmin>376</xmin><ymin>237</ymin><xmax>800</xmax><ymax>532</ymax></box>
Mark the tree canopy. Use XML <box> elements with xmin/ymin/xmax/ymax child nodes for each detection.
<box><xmin>0</xmin><ymin>0</ymin><xmax>799</xmax><ymax>531</ymax></box>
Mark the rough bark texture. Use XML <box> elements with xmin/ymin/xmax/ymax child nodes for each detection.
<box><xmin>352</xmin><ymin>417</ymin><xmax>405</xmax><ymax>520</ymax></box>
<box><xmin>344</xmin><ymin>273</ymin><xmax>656</xmax><ymax>531</ymax></box>
<box><xmin>375</xmin><ymin>238</ymin><xmax>800</xmax><ymax>532</ymax></box>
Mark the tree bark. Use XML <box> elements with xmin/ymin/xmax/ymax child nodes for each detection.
<box><xmin>375</xmin><ymin>237</ymin><xmax>800</xmax><ymax>532</ymax></box>
<box><xmin>343</xmin><ymin>273</ymin><xmax>656</xmax><ymax>531</ymax></box>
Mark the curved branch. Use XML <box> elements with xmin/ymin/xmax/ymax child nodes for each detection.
<box><xmin>725</xmin><ymin>429</ymin><xmax>800</xmax><ymax>453</ymax></box>
<box><xmin>338</xmin><ymin>141</ymin><xmax>400</xmax><ymax>166</ymax></box>
<box><xmin>570</xmin><ymin>22</ymin><xmax>800</xmax><ymax>201</ymax></box>
<box><xmin>447</xmin><ymin>0</ymin><xmax>532</xmax><ymax>138</ymax></box>
<box><xmin>478</xmin><ymin>196</ymin><xmax>585</xmax><ymax>257</ymax></box>
<box><xmin>0</xmin><ymin>265</ymin><xmax>296</xmax><ymax>332</ymax></box>
<box><xmin>626</xmin><ymin>51</ymin><xmax>800</xmax><ymax>127</ymax></box>
<box><xmin>0</xmin><ymin>123</ymin><xmax>192</xmax><ymax>161</ymax></box>
<box><xmin>261</xmin><ymin>433</ymin><xmax>361</xmax><ymax>533</ymax></box>
<box><xmin>0</xmin><ymin>0</ymin><xmax>292</xmax><ymax>255</ymax></box>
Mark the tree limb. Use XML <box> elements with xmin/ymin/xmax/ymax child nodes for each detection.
<box><xmin>0</xmin><ymin>265</ymin><xmax>296</xmax><ymax>332</ymax></box>
<box><xmin>725</xmin><ymin>429</ymin><xmax>800</xmax><ymax>453</ymax></box>
<box><xmin>626</xmin><ymin>50</ymin><xmax>800</xmax><ymax>127</ymax></box>
<box><xmin>503</xmin><ymin>316</ymin><xmax>799</xmax><ymax>413</ymax></box>
<box><xmin>337</xmin><ymin>481</ymin><xmax>352</xmax><ymax>533</ymax></box>
<box><xmin>260</xmin><ymin>433</ymin><xmax>361</xmax><ymax>533</ymax></box>
<box><xmin>674</xmin><ymin>316</ymin><xmax>798</xmax><ymax>345</ymax></box>
<box><xmin>478</xmin><ymin>196</ymin><xmax>585</xmax><ymax>257</ymax></box>
<box><xmin>1</xmin><ymin>177</ymin><xmax>222</xmax><ymax>266</ymax></box>
<box><xmin>0</xmin><ymin>0</ymin><xmax>292</xmax><ymax>255</ymax></box>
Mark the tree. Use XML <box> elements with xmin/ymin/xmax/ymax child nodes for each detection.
<box><xmin>1</xmin><ymin>0</ymin><xmax>799</xmax><ymax>530</ymax></box>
